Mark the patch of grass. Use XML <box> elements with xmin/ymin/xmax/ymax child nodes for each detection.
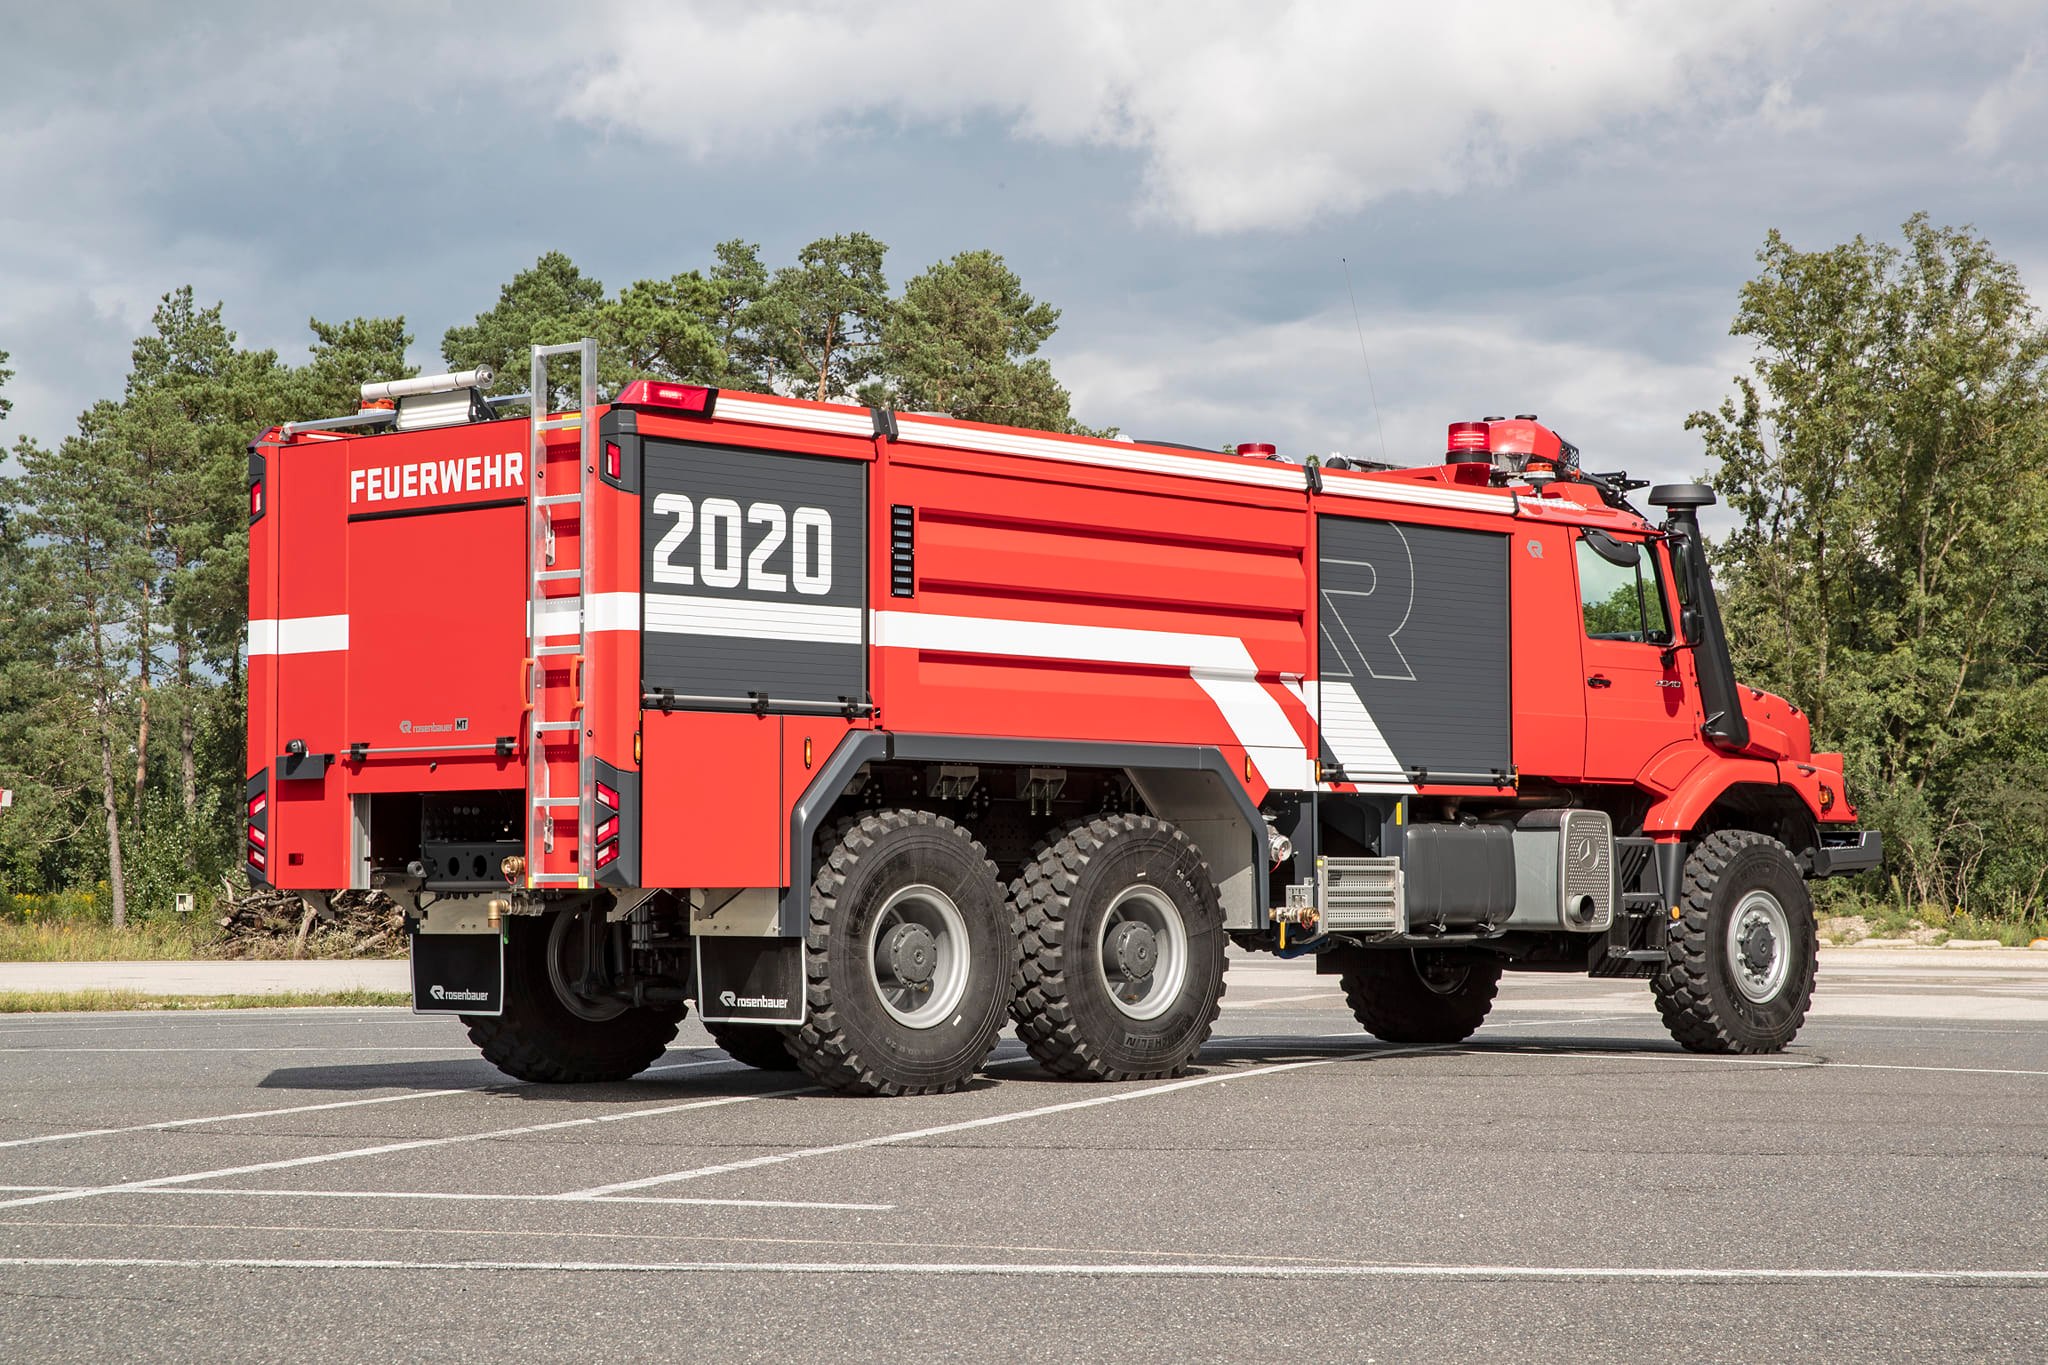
<box><xmin>0</xmin><ymin>988</ymin><xmax>411</xmax><ymax>1013</ymax></box>
<box><xmin>0</xmin><ymin>917</ymin><xmax>226</xmax><ymax>962</ymax></box>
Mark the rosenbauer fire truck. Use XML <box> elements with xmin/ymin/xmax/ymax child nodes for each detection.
<box><xmin>246</xmin><ymin>341</ymin><xmax>1880</xmax><ymax>1094</ymax></box>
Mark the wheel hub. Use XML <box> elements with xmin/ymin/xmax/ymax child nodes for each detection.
<box><xmin>879</xmin><ymin>922</ymin><xmax>939</xmax><ymax>990</ymax></box>
<box><xmin>1104</xmin><ymin>921</ymin><xmax>1159</xmax><ymax>981</ymax></box>
<box><xmin>1727</xmin><ymin>890</ymin><xmax>1794</xmax><ymax>1004</ymax></box>
<box><xmin>1739</xmin><ymin>920</ymin><xmax>1776</xmax><ymax>975</ymax></box>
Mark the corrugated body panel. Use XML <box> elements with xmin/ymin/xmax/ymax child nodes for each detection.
<box><xmin>641</xmin><ymin>439</ymin><xmax>867</xmax><ymax>705</ymax></box>
<box><xmin>1318</xmin><ymin>516</ymin><xmax>1509</xmax><ymax>783</ymax></box>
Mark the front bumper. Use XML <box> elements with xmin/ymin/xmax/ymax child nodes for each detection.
<box><xmin>1807</xmin><ymin>829</ymin><xmax>1883</xmax><ymax>878</ymax></box>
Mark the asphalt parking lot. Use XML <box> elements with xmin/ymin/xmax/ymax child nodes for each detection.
<box><xmin>3</xmin><ymin>950</ymin><xmax>2045</xmax><ymax>1362</ymax></box>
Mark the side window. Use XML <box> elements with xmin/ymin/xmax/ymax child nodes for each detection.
<box><xmin>1576</xmin><ymin>533</ymin><xmax>1670</xmax><ymax>644</ymax></box>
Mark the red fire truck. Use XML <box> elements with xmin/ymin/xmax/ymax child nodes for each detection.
<box><xmin>246</xmin><ymin>342</ymin><xmax>1878</xmax><ymax>1094</ymax></box>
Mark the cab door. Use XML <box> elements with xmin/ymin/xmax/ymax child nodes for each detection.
<box><xmin>1575</xmin><ymin>531</ymin><xmax>1697</xmax><ymax>781</ymax></box>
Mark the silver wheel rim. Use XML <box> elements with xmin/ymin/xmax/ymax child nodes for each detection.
<box><xmin>547</xmin><ymin>910</ymin><xmax>626</xmax><ymax>1022</ymax></box>
<box><xmin>866</xmin><ymin>883</ymin><xmax>970</xmax><ymax>1029</ymax></box>
<box><xmin>1727</xmin><ymin>890</ymin><xmax>1792</xmax><ymax>1003</ymax></box>
<box><xmin>1096</xmin><ymin>884</ymin><xmax>1190</xmax><ymax>1022</ymax></box>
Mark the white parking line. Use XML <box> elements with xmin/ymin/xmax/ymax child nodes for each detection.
<box><xmin>1474</xmin><ymin>1049</ymin><xmax>2048</xmax><ymax>1080</ymax></box>
<box><xmin>0</xmin><ymin>1086</ymin><xmax>808</xmax><ymax>1211</ymax></box>
<box><xmin>0</xmin><ymin>1053</ymin><xmax>729</xmax><ymax>1151</ymax></box>
<box><xmin>2</xmin><ymin>1255</ymin><xmax>2041</xmax><ymax>1283</ymax></box>
<box><xmin>147</xmin><ymin>1188</ymin><xmax>892</xmax><ymax>1212</ymax></box>
<box><xmin>1219</xmin><ymin>991</ymin><xmax>1343</xmax><ymax>1010</ymax></box>
<box><xmin>563</xmin><ymin>1048</ymin><xmax>1413</xmax><ymax>1199</ymax></box>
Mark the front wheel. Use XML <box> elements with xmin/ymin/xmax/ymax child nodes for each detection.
<box><xmin>1337</xmin><ymin>948</ymin><xmax>1501</xmax><ymax>1045</ymax></box>
<box><xmin>1652</xmin><ymin>830</ymin><xmax>1817</xmax><ymax>1053</ymax></box>
<box><xmin>464</xmin><ymin>910</ymin><xmax>680</xmax><ymax>1083</ymax></box>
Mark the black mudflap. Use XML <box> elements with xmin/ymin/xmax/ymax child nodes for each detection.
<box><xmin>696</xmin><ymin>936</ymin><xmax>805</xmax><ymax>1026</ymax></box>
<box><xmin>411</xmin><ymin>931</ymin><xmax>504</xmax><ymax>1016</ymax></box>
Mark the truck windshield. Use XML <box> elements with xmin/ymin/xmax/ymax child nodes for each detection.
<box><xmin>1576</xmin><ymin>533</ymin><xmax>1671</xmax><ymax>644</ymax></box>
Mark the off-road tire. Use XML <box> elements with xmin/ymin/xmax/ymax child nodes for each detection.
<box><xmin>1652</xmin><ymin>830</ymin><xmax>1817</xmax><ymax>1053</ymax></box>
<box><xmin>705</xmin><ymin>1021</ymin><xmax>800</xmax><ymax>1071</ymax></box>
<box><xmin>788</xmin><ymin>809</ymin><xmax>1016</xmax><ymax>1097</ymax></box>
<box><xmin>1010</xmin><ymin>815</ymin><xmax>1227</xmax><ymax>1081</ymax></box>
<box><xmin>464</xmin><ymin>914</ymin><xmax>679</xmax><ymax>1083</ymax></box>
<box><xmin>1338</xmin><ymin>948</ymin><xmax>1501</xmax><ymax>1045</ymax></box>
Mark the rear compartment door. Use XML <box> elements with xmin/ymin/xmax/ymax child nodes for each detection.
<box><xmin>641</xmin><ymin>439</ymin><xmax>868</xmax><ymax>707</ymax></box>
<box><xmin>1316</xmin><ymin>515</ymin><xmax>1510</xmax><ymax>786</ymax></box>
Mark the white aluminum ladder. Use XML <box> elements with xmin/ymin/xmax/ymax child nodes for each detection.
<box><xmin>525</xmin><ymin>339</ymin><xmax>598</xmax><ymax>888</ymax></box>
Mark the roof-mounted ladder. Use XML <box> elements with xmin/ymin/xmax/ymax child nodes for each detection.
<box><xmin>524</xmin><ymin>339</ymin><xmax>598</xmax><ymax>888</ymax></box>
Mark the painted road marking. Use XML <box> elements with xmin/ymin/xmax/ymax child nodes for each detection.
<box><xmin>2</xmin><ymin>1256</ymin><xmax>2041</xmax><ymax>1283</ymax></box>
<box><xmin>0</xmin><ymin>1054</ymin><xmax>730</xmax><ymax>1151</ymax></box>
<box><xmin>139</xmin><ymin>1188</ymin><xmax>893</xmax><ymax>1212</ymax></box>
<box><xmin>0</xmin><ymin>1086</ymin><xmax>808</xmax><ymax>1211</ymax></box>
<box><xmin>562</xmin><ymin>1048</ymin><xmax>1424</xmax><ymax>1199</ymax></box>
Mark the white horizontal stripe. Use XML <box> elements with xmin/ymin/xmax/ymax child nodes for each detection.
<box><xmin>1320</xmin><ymin>475</ymin><xmax>1516</xmax><ymax>515</ymax></box>
<box><xmin>530</xmin><ymin>591</ymin><xmax>640</xmax><ymax>639</ymax></box>
<box><xmin>871</xmin><ymin>611</ymin><xmax>1312</xmax><ymax>790</ymax></box>
<box><xmin>648</xmin><ymin>594</ymin><xmax>862</xmax><ymax>645</ymax></box>
<box><xmin>1317</xmin><ymin>679</ymin><xmax>1414</xmax><ymax>789</ymax></box>
<box><xmin>895</xmin><ymin>416</ymin><xmax>1303</xmax><ymax>491</ymax></box>
<box><xmin>6</xmin><ymin>1257</ymin><xmax>2039</xmax><ymax>1283</ymax></box>
<box><xmin>246</xmin><ymin>615</ymin><xmax>348</xmax><ymax>656</ymax></box>
<box><xmin>715</xmin><ymin>395</ymin><xmax>875</xmax><ymax>439</ymax></box>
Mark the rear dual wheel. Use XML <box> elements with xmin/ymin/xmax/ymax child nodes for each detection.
<box><xmin>465</xmin><ymin>910</ymin><xmax>680</xmax><ymax>1084</ymax></box>
<box><xmin>1011</xmin><ymin>815</ymin><xmax>1227</xmax><ymax>1081</ymax></box>
<box><xmin>787</xmin><ymin>810</ymin><xmax>1018</xmax><ymax>1096</ymax></box>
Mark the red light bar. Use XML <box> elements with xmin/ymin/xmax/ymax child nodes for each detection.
<box><xmin>595</xmin><ymin>782</ymin><xmax>619</xmax><ymax>811</ymax></box>
<box><xmin>1447</xmin><ymin>421</ymin><xmax>1491</xmax><ymax>455</ymax></box>
<box><xmin>1235</xmin><ymin>442</ymin><xmax>1277</xmax><ymax>459</ymax></box>
<box><xmin>615</xmin><ymin>380</ymin><xmax>718</xmax><ymax>416</ymax></box>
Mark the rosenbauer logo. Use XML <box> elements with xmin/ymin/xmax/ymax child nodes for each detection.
<box><xmin>718</xmin><ymin>989</ymin><xmax>789</xmax><ymax>1010</ymax></box>
<box><xmin>429</xmin><ymin>984</ymin><xmax>491</xmax><ymax>1003</ymax></box>
<box><xmin>350</xmin><ymin>451</ymin><xmax>524</xmax><ymax>505</ymax></box>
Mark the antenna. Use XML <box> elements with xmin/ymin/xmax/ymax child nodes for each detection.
<box><xmin>1341</xmin><ymin>257</ymin><xmax>1392</xmax><ymax>466</ymax></box>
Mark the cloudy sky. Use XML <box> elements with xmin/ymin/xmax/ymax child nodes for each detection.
<box><xmin>3</xmin><ymin>0</ymin><xmax>2044</xmax><ymax>504</ymax></box>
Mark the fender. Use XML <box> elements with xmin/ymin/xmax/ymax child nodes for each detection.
<box><xmin>1642</xmin><ymin>754</ymin><xmax>1816</xmax><ymax>834</ymax></box>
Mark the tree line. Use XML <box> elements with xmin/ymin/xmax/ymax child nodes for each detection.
<box><xmin>2</xmin><ymin>218</ymin><xmax>2043</xmax><ymax>929</ymax></box>
<box><xmin>0</xmin><ymin>235</ymin><xmax>1081</xmax><ymax>924</ymax></box>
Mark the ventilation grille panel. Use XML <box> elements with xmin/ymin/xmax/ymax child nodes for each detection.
<box><xmin>1321</xmin><ymin>856</ymin><xmax>1404</xmax><ymax>932</ymax></box>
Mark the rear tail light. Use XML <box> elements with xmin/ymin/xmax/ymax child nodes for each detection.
<box><xmin>248</xmin><ymin>793</ymin><xmax>266</xmax><ymax>819</ymax></box>
<box><xmin>596</xmin><ymin>815</ymin><xmax>618</xmax><ymax>844</ymax></box>
<box><xmin>247</xmin><ymin>847</ymin><xmax>266</xmax><ymax>870</ymax></box>
<box><xmin>594</xmin><ymin>842</ymin><xmax>619</xmax><ymax>870</ymax></box>
<box><xmin>615</xmin><ymin>380</ymin><xmax>718</xmax><ymax>416</ymax></box>
<box><xmin>596</xmin><ymin>782</ymin><xmax>619</xmax><ymax>811</ymax></box>
<box><xmin>604</xmin><ymin>441</ymin><xmax>621</xmax><ymax>480</ymax></box>
<box><xmin>247</xmin><ymin>824</ymin><xmax>266</xmax><ymax>849</ymax></box>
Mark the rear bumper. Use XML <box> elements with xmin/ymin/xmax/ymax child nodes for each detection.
<box><xmin>1807</xmin><ymin>829</ymin><xmax>1882</xmax><ymax>878</ymax></box>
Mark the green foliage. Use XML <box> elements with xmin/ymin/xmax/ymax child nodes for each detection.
<box><xmin>869</xmin><ymin>249</ymin><xmax>1075</xmax><ymax>430</ymax></box>
<box><xmin>0</xmin><ymin>346</ymin><xmax>12</xmax><ymax>421</ymax></box>
<box><xmin>1694</xmin><ymin>216</ymin><xmax>2048</xmax><ymax>918</ymax></box>
<box><xmin>754</xmin><ymin>231</ymin><xmax>891</xmax><ymax>401</ymax></box>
